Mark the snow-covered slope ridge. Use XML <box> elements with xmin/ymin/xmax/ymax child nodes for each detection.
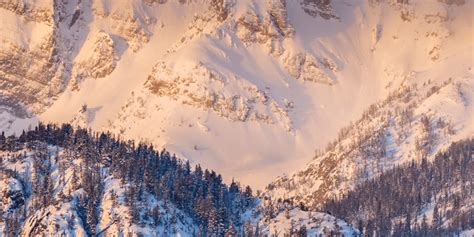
<box><xmin>1</xmin><ymin>0</ymin><xmax>472</xmax><ymax>188</ymax></box>
<box><xmin>0</xmin><ymin>125</ymin><xmax>255</xmax><ymax>236</ymax></box>
<box><xmin>265</xmin><ymin>75</ymin><xmax>474</xmax><ymax>207</ymax></box>
<box><xmin>0</xmin><ymin>124</ymin><xmax>356</xmax><ymax>236</ymax></box>
<box><xmin>0</xmin><ymin>145</ymin><xmax>197</xmax><ymax>236</ymax></box>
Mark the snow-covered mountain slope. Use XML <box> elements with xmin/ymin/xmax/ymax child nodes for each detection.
<box><xmin>0</xmin><ymin>123</ymin><xmax>357</xmax><ymax>236</ymax></box>
<box><xmin>265</xmin><ymin>74</ymin><xmax>474</xmax><ymax>207</ymax></box>
<box><xmin>0</xmin><ymin>125</ymin><xmax>252</xmax><ymax>236</ymax></box>
<box><xmin>321</xmin><ymin>138</ymin><xmax>474</xmax><ymax>236</ymax></box>
<box><xmin>261</xmin><ymin>207</ymin><xmax>357</xmax><ymax>236</ymax></box>
<box><xmin>0</xmin><ymin>148</ymin><xmax>194</xmax><ymax>236</ymax></box>
<box><xmin>1</xmin><ymin>0</ymin><xmax>473</xmax><ymax>188</ymax></box>
<box><xmin>253</xmin><ymin>137</ymin><xmax>473</xmax><ymax>236</ymax></box>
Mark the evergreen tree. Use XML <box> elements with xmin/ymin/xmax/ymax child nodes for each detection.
<box><xmin>225</xmin><ymin>222</ymin><xmax>237</xmax><ymax>237</ymax></box>
<box><xmin>297</xmin><ymin>225</ymin><xmax>307</xmax><ymax>237</ymax></box>
<box><xmin>432</xmin><ymin>204</ymin><xmax>441</xmax><ymax>230</ymax></box>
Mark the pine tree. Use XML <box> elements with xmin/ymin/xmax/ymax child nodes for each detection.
<box><xmin>421</xmin><ymin>214</ymin><xmax>429</xmax><ymax>236</ymax></box>
<box><xmin>0</xmin><ymin>131</ymin><xmax>6</xmax><ymax>149</ymax></box>
<box><xmin>432</xmin><ymin>204</ymin><xmax>441</xmax><ymax>230</ymax></box>
<box><xmin>298</xmin><ymin>225</ymin><xmax>307</xmax><ymax>237</ymax></box>
<box><xmin>254</xmin><ymin>222</ymin><xmax>260</xmax><ymax>237</ymax></box>
<box><xmin>243</xmin><ymin>221</ymin><xmax>254</xmax><ymax>237</ymax></box>
<box><xmin>289</xmin><ymin>219</ymin><xmax>296</xmax><ymax>236</ymax></box>
<box><xmin>225</xmin><ymin>222</ymin><xmax>237</xmax><ymax>237</ymax></box>
<box><xmin>403</xmin><ymin>210</ymin><xmax>411</xmax><ymax>236</ymax></box>
<box><xmin>285</xmin><ymin>207</ymin><xmax>290</xmax><ymax>219</ymax></box>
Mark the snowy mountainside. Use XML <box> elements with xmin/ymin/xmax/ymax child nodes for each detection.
<box><xmin>1</xmin><ymin>0</ymin><xmax>473</xmax><ymax>189</ymax></box>
<box><xmin>265</xmin><ymin>75</ymin><xmax>474</xmax><ymax>208</ymax></box>
<box><xmin>0</xmin><ymin>124</ymin><xmax>251</xmax><ymax>236</ymax></box>
<box><xmin>321</xmin><ymin>138</ymin><xmax>474</xmax><ymax>236</ymax></box>
<box><xmin>262</xmin><ymin>207</ymin><xmax>357</xmax><ymax>236</ymax></box>
<box><xmin>1</xmin><ymin>124</ymin><xmax>471</xmax><ymax>235</ymax></box>
<box><xmin>0</xmin><ymin>123</ymin><xmax>357</xmax><ymax>236</ymax></box>
<box><xmin>255</xmin><ymin>138</ymin><xmax>473</xmax><ymax>236</ymax></box>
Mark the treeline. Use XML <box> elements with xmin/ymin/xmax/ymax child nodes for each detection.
<box><xmin>0</xmin><ymin>123</ymin><xmax>254</xmax><ymax>236</ymax></box>
<box><xmin>323</xmin><ymin>138</ymin><xmax>474</xmax><ymax>236</ymax></box>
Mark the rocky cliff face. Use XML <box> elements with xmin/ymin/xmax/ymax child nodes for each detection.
<box><xmin>0</xmin><ymin>0</ymin><xmax>58</xmax><ymax>117</ymax></box>
<box><xmin>0</xmin><ymin>0</ymin><xmax>339</xmax><ymax>118</ymax></box>
<box><xmin>0</xmin><ymin>0</ymin><xmax>156</xmax><ymax>117</ymax></box>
